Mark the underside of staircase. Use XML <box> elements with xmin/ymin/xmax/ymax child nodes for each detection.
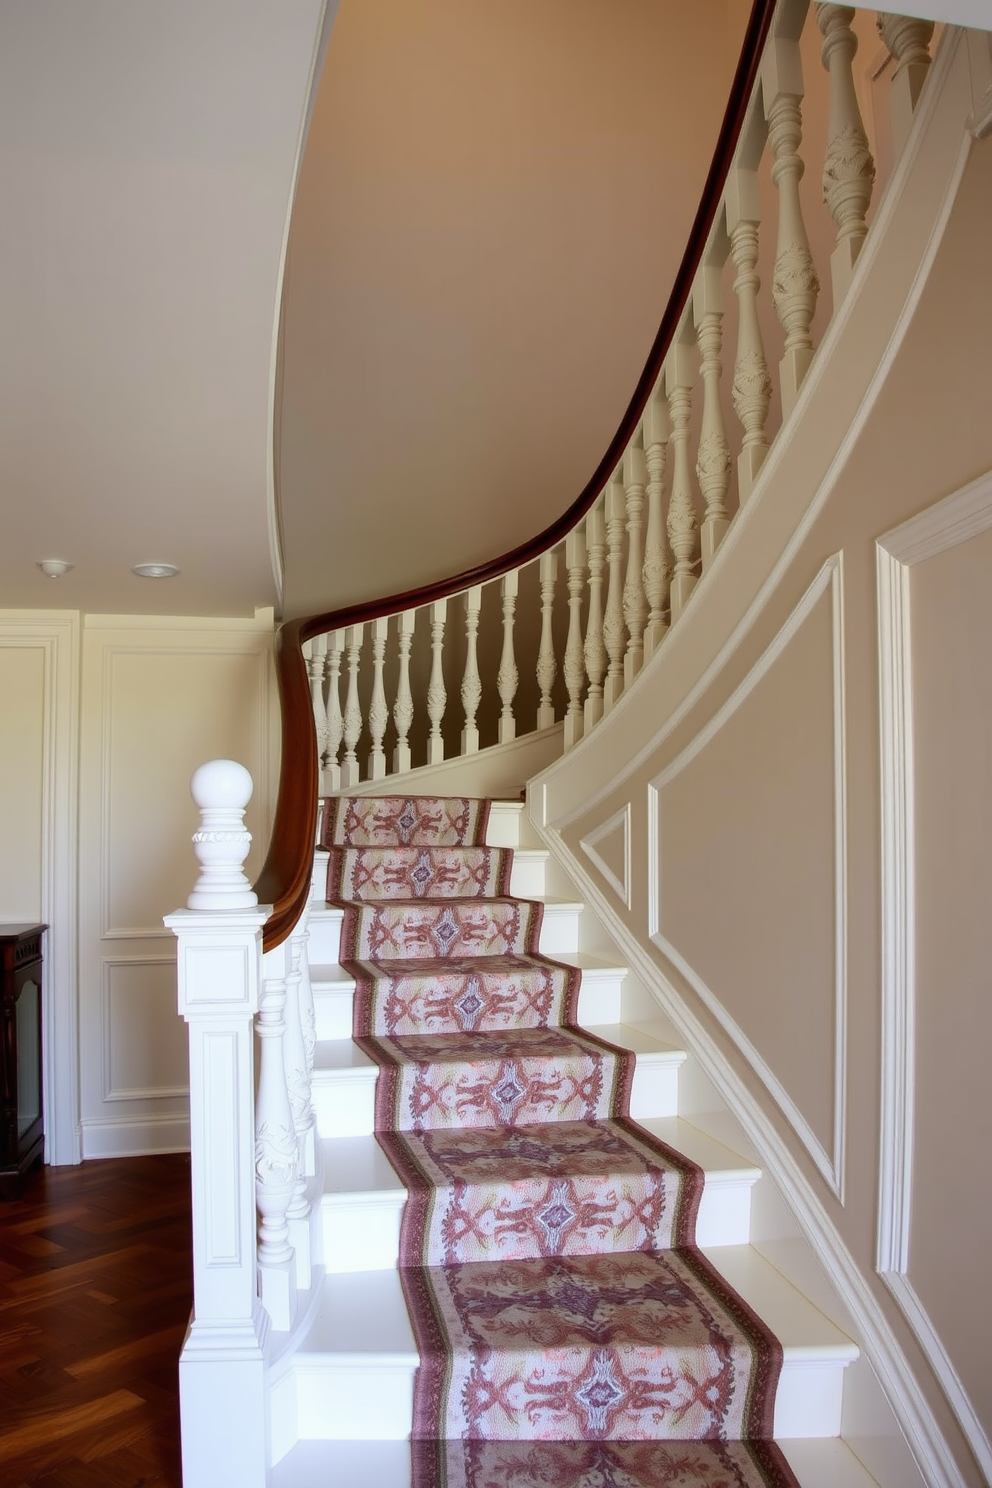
<box><xmin>267</xmin><ymin>793</ymin><xmax>876</xmax><ymax>1487</ymax></box>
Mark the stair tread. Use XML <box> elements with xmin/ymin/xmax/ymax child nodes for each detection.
<box><xmin>636</xmin><ymin>1115</ymin><xmax>761</xmax><ymax>1179</ymax></box>
<box><xmin>296</xmin><ymin>1245</ymin><xmax>855</xmax><ymax>1365</ymax></box>
<box><xmin>584</xmin><ymin>1020</ymin><xmax>686</xmax><ymax>1059</ymax></box>
<box><xmin>272</xmin><ymin>1436</ymin><xmax>882</xmax><ymax>1488</ymax></box>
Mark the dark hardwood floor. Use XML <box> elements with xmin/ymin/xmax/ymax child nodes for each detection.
<box><xmin>0</xmin><ymin>1155</ymin><xmax>192</xmax><ymax>1487</ymax></box>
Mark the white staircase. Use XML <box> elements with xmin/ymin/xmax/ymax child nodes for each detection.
<box><xmin>268</xmin><ymin>800</ymin><xmax>881</xmax><ymax>1487</ymax></box>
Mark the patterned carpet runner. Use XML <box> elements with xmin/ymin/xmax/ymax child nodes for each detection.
<box><xmin>323</xmin><ymin>795</ymin><xmax>800</xmax><ymax>1488</ymax></box>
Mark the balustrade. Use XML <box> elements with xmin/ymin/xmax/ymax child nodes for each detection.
<box><xmin>298</xmin><ymin>3</ymin><xmax>935</xmax><ymax>796</ymax></box>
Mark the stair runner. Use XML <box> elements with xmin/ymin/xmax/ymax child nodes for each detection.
<box><xmin>322</xmin><ymin>795</ymin><xmax>800</xmax><ymax>1488</ymax></box>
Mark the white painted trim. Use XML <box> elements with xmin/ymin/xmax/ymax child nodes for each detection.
<box><xmin>0</xmin><ymin>612</ymin><xmax>82</xmax><ymax>1166</ymax></box>
<box><xmin>81</xmin><ymin>1111</ymin><xmax>190</xmax><ymax>1159</ymax></box>
<box><xmin>101</xmin><ymin>954</ymin><xmax>189</xmax><ymax>1104</ymax></box>
<box><xmin>579</xmin><ymin>804</ymin><xmax>631</xmax><ymax>909</ymax></box>
<box><xmin>543</xmin><ymin>30</ymin><xmax>969</xmax><ymax>836</ymax></box>
<box><xmin>534</xmin><ymin>825</ymin><xmax>965</xmax><ymax>1488</ymax></box>
<box><xmin>875</xmin><ymin>468</ymin><xmax>992</xmax><ymax>1476</ymax></box>
<box><xmin>649</xmin><ymin>557</ymin><xmax>848</xmax><ymax>1198</ymax></box>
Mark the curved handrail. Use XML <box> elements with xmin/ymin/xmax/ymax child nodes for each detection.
<box><xmin>255</xmin><ymin>0</ymin><xmax>776</xmax><ymax>950</ymax></box>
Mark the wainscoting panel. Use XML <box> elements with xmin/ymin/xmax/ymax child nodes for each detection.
<box><xmin>649</xmin><ymin>558</ymin><xmax>847</xmax><ymax>1196</ymax></box>
<box><xmin>579</xmin><ymin>804</ymin><xmax>631</xmax><ymax>910</ymax></box>
<box><xmin>78</xmin><ymin>617</ymin><xmax>275</xmax><ymax>1157</ymax></box>
<box><xmin>877</xmin><ymin>472</ymin><xmax>992</xmax><ymax>1478</ymax></box>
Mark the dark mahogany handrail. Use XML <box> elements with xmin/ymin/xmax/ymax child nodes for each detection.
<box><xmin>255</xmin><ymin>0</ymin><xmax>776</xmax><ymax>950</ymax></box>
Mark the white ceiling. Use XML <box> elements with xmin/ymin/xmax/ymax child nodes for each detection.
<box><xmin>0</xmin><ymin>1</ymin><xmax>985</xmax><ymax>621</ymax></box>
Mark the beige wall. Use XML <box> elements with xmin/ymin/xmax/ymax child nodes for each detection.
<box><xmin>0</xmin><ymin>609</ymin><xmax>276</xmax><ymax>1164</ymax></box>
<box><xmin>533</xmin><ymin>43</ymin><xmax>992</xmax><ymax>1488</ymax></box>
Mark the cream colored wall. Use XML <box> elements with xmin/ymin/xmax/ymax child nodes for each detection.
<box><xmin>532</xmin><ymin>38</ymin><xmax>992</xmax><ymax>1488</ymax></box>
<box><xmin>0</xmin><ymin>609</ymin><xmax>276</xmax><ymax>1165</ymax></box>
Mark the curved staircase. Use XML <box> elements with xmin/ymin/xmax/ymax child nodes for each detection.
<box><xmin>268</xmin><ymin>794</ymin><xmax>869</xmax><ymax>1486</ymax></box>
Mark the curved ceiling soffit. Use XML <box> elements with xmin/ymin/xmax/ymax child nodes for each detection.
<box><xmin>0</xmin><ymin>1</ymin><xmax>328</xmax><ymax>618</ymax></box>
<box><xmin>277</xmin><ymin>0</ymin><xmax>756</xmax><ymax>621</ymax></box>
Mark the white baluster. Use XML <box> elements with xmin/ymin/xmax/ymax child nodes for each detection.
<box><xmin>461</xmin><ymin>585</ymin><xmax>483</xmax><ymax>755</ymax></box>
<box><xmin>293</xmin><ymin>905</ymin><xmax>316</xmax><ymax>1179</ymax></box>
<box><xmin>877</xmin><ymin>13</ymin><xmax>933</xmax><ymax>156</ymax></box>
<box><xmin>339</xmin><ymin>623</ymin><xmax>363</xmax><ymax>789</ymax></box>
<box><xmin>602</xmin><ymin>474</ymin><xmax>627</xmax><ymax>712</ymax></box>
<box><xmin>283</xmin><ymin>923</ymin><xmax>313</xmax><ymax>1290</ymax></box>
<box><xmin>563</xmin><ymin>526</ymin><xmax>586</xmax><ymax>750</ymax></box>
<box><xmin>818</xmin><ymin>5</ymin><xmax>875</xmax><ymax>305</ymax></box>
<box><xmin>536</xmin><ymin>550</ymin><xmax>558</xmax><ymax>729</ymax></box>
<box><xmin>622</xmin><ymin>441</ymin><xmax>648</xmax><ymax>686</ymax></box>
<box><xmin>693</xmin><ymin>265</ymin><xmax>732</xmax><ymax>569</ymax></box>
<box><xmin>367</xmin><ymin>616</ymin><xmax>388</xmax><ymax>780</ymax></box>
<box><xmin>256</xmin><ymin>940</ymin><xmax>298</xmax><ymax>1331</ymax></box>
<box><xmin>393</xmin><ymin>609</ymin><xmax>415</xmax><ymax>774</ymax></box>
<box><xmin>427</xmin><ymin>598</ymin><xmax>447</xmax><ymax>765</ymax></box>
<box><xmin>642</xmin><ymin>392</ymin><xmax>672</xmax><ymax>663</ymax></box>
<box><xmin>583</xmin><ymin>504</ymin><xmax>608</xmax><ymax>732</ymax></box>
<box><xmin>323</xmin><ymin>629</ymin><xmax>344</xmax><ymax>793</ymax></box>
<box><xmin>762</xmin><ymin>28</ymin><xmax>819</xmax><ymax>416</ymax></box>
<box><xmin>498</xmin><ymin>571</ymin><xmax>519</xmax><ymax>745</ymax></box>
<box><xmin>666</xmin><ymin>341</ymin><xmax>698</xmax><ymax>623</ymax></box>
<box><xmin>305</xmin><ymin>637</ymin><xmax>328</xmax><ymax>780</ymax></box>
<box><xmin>726</xmin><ymin>159</ymin><xmax>772</xmax><ymax>503</ymax></box>
<box><xmin>164</xmin><ymin>759</ymin><xmax>270</xmax><ymax>1487</ymax></box>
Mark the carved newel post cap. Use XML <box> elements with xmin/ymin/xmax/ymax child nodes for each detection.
<box><xmin>188</xmin><ymin>759</ymin><xmax>258</xmax><ymax>910</ymax></box>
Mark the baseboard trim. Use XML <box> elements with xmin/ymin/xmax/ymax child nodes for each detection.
<box><xmin>81</xmin><ymin>1113</ymin><xmax>190</xmax><ymax>1159</ymax></box>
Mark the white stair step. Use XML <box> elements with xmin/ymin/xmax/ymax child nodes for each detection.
<box><xmin>311</xmin><ymin>1023</ymin><xmax>686</xmax><ymax>1138</ymax></box>
<box><xmin>700</xmin><ymin>1244</ymin><xmax>859</xmax><ymax>1439</ymax></box>
<box><xmin>271</xmin><ymin>1436</ymin><xmax>883</xmax><ymax>1488</ymax></box>
<box><xmin>311</xmin><ymin>949</ymin><xmax>628</xmax><ymax>1043</ymax></box>
<box><xmin>319</xmin><ymin>1120</ymin><xmax>759</xmax><ymax>1273</ymax></box>
<box><xmin>285</xmin><ymin>1248</ymin><xmax>858</xmax><ymax>1443</ymax></box>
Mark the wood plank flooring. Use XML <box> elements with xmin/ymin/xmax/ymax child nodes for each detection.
<box><xmin>0</xmin><ymin>1155</ymin><xmax>191</xmax><ymax>1487</ymax></box>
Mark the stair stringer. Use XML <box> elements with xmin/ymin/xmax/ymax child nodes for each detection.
<box><xmin>528</xmin><ymin>812</ymin><xmax>950</xmax><ymax>1488</ymax></box>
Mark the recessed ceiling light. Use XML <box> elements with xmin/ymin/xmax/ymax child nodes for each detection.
<box><xmin>132</xmin><ymin>562</ymin><xmax>180</xmax><ymax>579</ymax></box>
<box><xmin>37</xmin><ymin>559</ymin><xmax>73</xmax><ymax>578</ymax></box>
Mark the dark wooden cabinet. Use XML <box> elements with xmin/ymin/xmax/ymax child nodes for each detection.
<box><xmin>0</xmin><ymin>923</ymin><xmax>47</xmax><ymax>1198</ymax></box>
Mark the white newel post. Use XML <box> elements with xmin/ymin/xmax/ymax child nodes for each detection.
<box><xmin>164</xmin><ymin>759</ymin><xmax>271</xmax><ymax>1488</ymax></box>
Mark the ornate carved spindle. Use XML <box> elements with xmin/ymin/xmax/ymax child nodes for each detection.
<box><xmin>602</xmin><ymin>474</ymin><xmax>627</xmax><ymax>711</ymax></box>
<box><xmin>283</xmin><ymin>921</ymin><xmax>313</xmax><ymax>1287</ymax></box>
<box><xmin>536</xmin><ymin>550</ymin><xmax>558</xmax><ymax>729</ymax></box>
<box><xmin>256</xmin><ymin>941</ymin><xmax>299</xmax><ymax>1330</ymax></box>
<box><xmin>726</xmin><ymin>163</ymin><xmax>772</xmax><ymax>503</ymax></box>
<box><xmin>293</xmin><ymin>904</ymin><xmax>316</xmax><ymax>1178</ymax></box>
<box><xmin>693</xmin><ymin>266</ymin><xmax>732</xmax><ymax>569</ymax></box>
<box><xmin>583</xmin><ymin>504</ymin><xmax>607</xmax><ymax>732</ymax></box>
<box><xmin>323</xmin><ymin>629</ymin><xmax>344</xmax><ymax>792</ymax></box>
<box><xmin>877</xmin><ymin>13</ymin><xmax>934</xmax><ymax>157</ymax></box>
<box><xmin>563</xmin><ymin>526</ymin><xmax>587</xmax><ymax>750</ymax></box>
<box><xmin>393</xmin><ymin>609</ymin><xmax>415</xmax><ymax>774</ymax></box>
<box><xmin>461</xmin><ymin>585</ymin><xmax>483</xmax><ymax>755</ymax></box>
<box><xmin>366</xmin><ymin>617</ymin><xmax>389</xmax><ymax>780</ymax></box>
<box><xmin>621</xmin><ymin>441</ymin><xmax>648</xmax><ymax>686</ymax></box>
<box><xmin>762</xmin><ymin>34</ymin><xmax>819</xmax><ymax>417</ymax></box>
<box><xmin>497</xmin><ymin>571</ymin><xmax>519</xmax><ymax>745</ymax></box>
<box><xmin>817</xmin><ymin>5</ymin><xmax>875</xmax><ymax>305</ymax></box>
<box><xmin>427</xmin><ymin>598</ymin><xmax>447</xmax><ymax>765</ymax></box>
<box><xmin>339</xmin><ymin>623</ymin><xmax>364</xmax><ymax>789</ymax></box>
<box><xmin>665</xmin><ymin>342</ymin><xmax>698</xmax><ymax>623</ymax></box>
<box><xmin>642</xmin><ymin>392</ymin><xmax>672</xmax><ymax>663</ymax></box>
<box><xmin>305</xmin><ymin>636</ymin><xmax>328</xmax><ymax>775</ymax></box>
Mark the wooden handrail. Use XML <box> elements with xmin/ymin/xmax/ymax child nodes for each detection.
<box><xmin>255</xmin><ymin>0</ymin><xmax>777</xmax><ymax>951</ymax></box>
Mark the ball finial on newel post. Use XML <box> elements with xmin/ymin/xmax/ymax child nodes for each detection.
<box><xmin>187</xmin><ymin>759</ymin><xmax>258</xmax><ymax>910</ymax></box>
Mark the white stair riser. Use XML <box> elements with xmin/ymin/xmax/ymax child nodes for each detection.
<box><xmin>312</xmin><ymin>965</ymin><xmax>626</xmax><ymax>1043</ymax></box>
<box><xmin>312</xmin><ymin>1049</ymin><xmax>683</xmax><ymax>1140</ymax></box>
<box><xmin>321</xmin><ymin>1169</ymin><xmax>755</xmax><ymax>1273</ymax></box>
<box><xmin>289</xmin><ymin>1353</ymin><xmax>850</xmax><ymax>1441</ymax></box>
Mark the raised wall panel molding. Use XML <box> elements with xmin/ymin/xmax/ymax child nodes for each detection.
<box><xmin>101</xmin><ymin>954</ymin><xmax>189</xmax><ymax>1104</ymax></box>
<box><xmin>0</xmin><ymin>614</ymin><xmax>81</xmax><ymax>1166</ymax></box>
<box><xmin>579</xmin><ymin>804</ymin><xmax>631</xmax><ymax>909</ymax></box>
<box><xmin>535</xmin><ymin>824</ymin><xmax>966</xmax><ymax>1488</ymax></box>
<box><xmin>648</xmin><ymin>556</ymin><xmax>847</xmax><ymax>1199</ymax></box>
<box><xmin>876</xmin><ymin>467</ymin><xmax>992</xmax><ymax>1480</ymax></box>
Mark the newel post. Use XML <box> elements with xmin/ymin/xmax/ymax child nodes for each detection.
<box><xmin>164</xmin><ymin>759</ymin><xmax>271</xmax><ymax>1488</ymax></box>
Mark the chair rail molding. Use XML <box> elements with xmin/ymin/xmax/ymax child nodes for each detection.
<box><xmin>875</xmin><ymin>466</ymin><xmax>992</xmax><ymax>1483</ymax></box>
